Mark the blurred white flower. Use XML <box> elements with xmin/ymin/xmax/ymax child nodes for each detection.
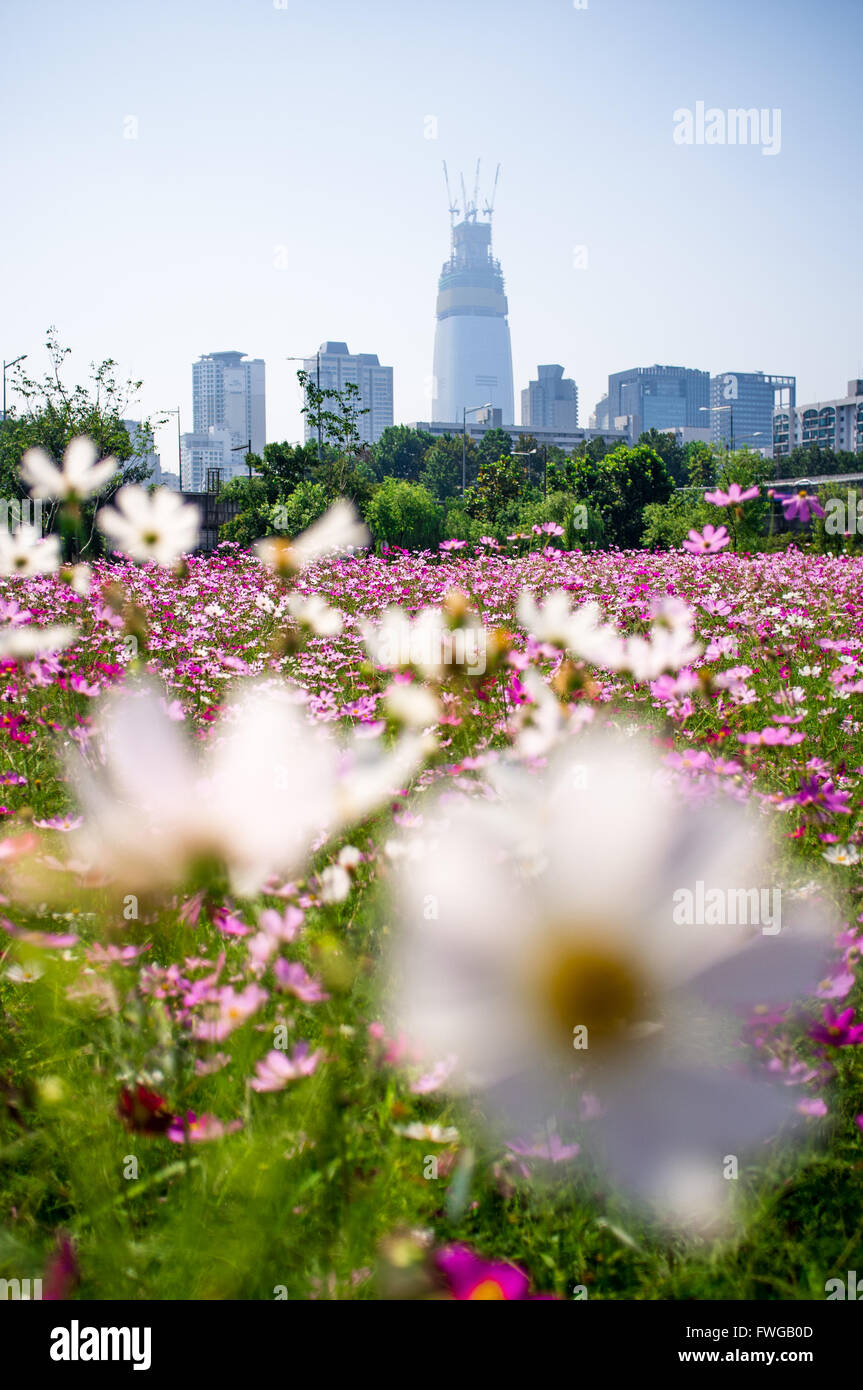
<box><xmin>383</xmin><ymin>681</ymin><xmax>441</xmax><ymax>729</ymax></box>
<box><xmin>364</xmin><ymin>604</ymin><xmax>485</xmax><ymax>679</ymax></box>
<box><xmin>517</xmin><ymin>590</ymin><xmax>624</xmax><ymax>668</ymax></box>
<box><xmin>822</xmin><ymin>844</ymin><xmax>860</xmax><ymax>866</ymax></box>
<box><xmin>97</xmin><ymin>485</ymin><xmax>200</xmax><ymax>566</ymax></box>
<box><xmin>256</xmin><ymin>500</ymin><xmax>368</xmax><ymax>574</ymax></box>
<box><xmin>63</xmin><ymin>679</ymin><xmax>427</xmax><ymax>896</ymax></box>
<box><xmin>0</xmin><ymin>525</ymin><xmax>60</xmax><ymax>577</ymax></box>
<box><xmin>0</xmin><ymin>624</ymin><xmax>76</xmax><ymax>659</ymax></box>
<box><xmin>21</xmin><ymin>436</ymin><xmax>117</xmax><ymax>501</ymax></box>
<box><xmin>286</xmin><ymin>591</ymin><xmax>343</xmax><ymax>636</ymax></box>
<box><xmin>318</xmin><ymin>863</ymin><xmax>351</xmax><ymax>903</ymax></box>
<box><xmin>4</xmin><ymin>961</ymin><xmax>44</xmax><ymax>983</ymax></box>
<box><xmin>389</xmin><ymin>733</ymin><xmax>832</xmax><ymax>1228</ymax></box>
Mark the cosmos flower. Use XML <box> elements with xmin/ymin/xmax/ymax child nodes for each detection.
<box><xmin>250</xmin><ymin>1043</ymin><xmax>324</xmax><ymax>1092</ymax></box>
<box><xmin>517</xmin><ymin>590</ymin><xmax>624</xmax><ymax>666</ymax></box>
<box><xmin>0</xmin><ymin>525</ymin><xmax>60</xmax><ymax>577</ymax></box>
<box><xmin>822</xmin><ymin>844</ymin><xmax>860</xmax><ymax>866</ymax></box>
<box><xmin>56</xmin><ymin>679</ymin><xmax>426</xmax><ymax>897</ymax></box>
<box><xmin>0</xmin><ymin>624</ymin><xmax>76</xmax><ymax>659</ymax></box>
<box><xmin>704</xmin><ymin>484</ymin><xmax>760</xmax><ymax>506</ymax></box>
<box><xmin>167</xmin><ymin>1111</ymin><xmax>243</xmax><ymax>1142</ymax></box>
<box><xmin>389</xmin><ymin>732</ymin><xmax>833</xmax><ymax>1227</ymax></box>
<box><xmin>286</xmin><ymin>591</ymin><xmax>343</xmax><ymax>636</ymax></box>
<box><xmin>682</xmin><ymin>524</ymin><xmax>731</xmax><ymax>555</ymax></box>
<box><xmin>256</xmin><ymin>500</ymin><xmax>368</xmax><ymax>573</ymax></box>
<box><xmin>97</xmin><ymin>485</ymin><xmax>200</xmax><ymax>566</ymax></box>
<box><xmin>809</xmin><ymin>1005</ymin><xmax>863</xmax><ymax>1047</ymax></box>
<box><xmin>20</xmin><ymin>436</ymin><xmax>118</xmax><ymax>502</ymax></box>
<box><xmin>435</xmin><ymin>1244</ymin><xmax>555</xmax><ymax>1300</ymax></box>
<box><xmin>771</xmin><ymin>491</ymin><xmax>826</xmax><ymax>524</ymax></box>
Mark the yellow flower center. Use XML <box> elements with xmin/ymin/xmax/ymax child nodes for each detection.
<box><xmin>469</xmin><ymin>1280</ymin><xmax>506</xmax><ymax>1300</ymax></box>
<box><xmin>537</xmin><ymin>937</ymin><xmax>645</xmax><ymax>1051</ymax></box>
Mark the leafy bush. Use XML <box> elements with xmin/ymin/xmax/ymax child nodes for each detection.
<box><xmin>364</xmin><ymin>478</ymin><xmax>442</xmax><ymax>551</ymax></box>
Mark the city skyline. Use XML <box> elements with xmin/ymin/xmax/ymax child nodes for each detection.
<box><xmin>1</xmin><ymin>0</ymin><xmax>861</xmax><ymax>476</ymax></box>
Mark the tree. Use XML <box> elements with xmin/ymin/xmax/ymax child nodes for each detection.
<box><xmin>0</xmin><ymin>328</ymin><xmax>155</xmax><ymax>557</ymax></box>
<box><xmin>569</xmin><ymin>443</ymin><xmax>673</xmax><ymax>548</ymax></box>
<box><xmin>296</xmin><ymin>369</ymin><xmax>368</xmax><ymax>494</ymax></box>
<box><xmin>464</xmin><ymin>453</ymin><xmax>527</xmax><ymax>525</ymax></box>
<box><xmin>419</xmin><ymin>434</ymin><xmax>476</xmax><ymax>501</ymax></box>
<box><xmin>372</xmin><ymin>425</ymin><xmax>435</xmax><ymax>483</ymax></box>
<box><xmin>638</xmin><ymin>429</ymin><xmax>687</xmax><ymax>486</ymax></box>
<box><xmin>365</xmin><ymin>479</ymin><xmax>442</xmax><ymax>551</ymax></box>
<box><xmin>256</xmin><ymin>439</ymin><xmax>319</xmax><ymax>495</ymax></box>
<box><xmin>476</xmin><ymin>427</ymin><xmax>513</xmax><ymax>468</ymax></box>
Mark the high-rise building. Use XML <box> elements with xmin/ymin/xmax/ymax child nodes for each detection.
<box><xmin>192</xmin><ymin>351</ymin><xmax>266</xmax><ymax>459</ymax></box>
<box><xmin>521</xmin><ymin>365</ymin><xmax>578</xmax><ymax>432</ymax></box>
<box><xmin>122</xmin><ymin>420</ymin><xmax>161</xmax><ymax>482</ymax></box>
<box><xmin>602</xmin><ymin>364</ymin><xmax>710</xmax><ymax>441</ymax></box>
<box><xmin>432</xmin><ymin>165</ymin><xmax>514</xmax><ymax>426</ymax></box>
<box><xmin>774</xmin><ymin>380</ymin><xmax>863</xmax><ymax>460</ymax></box>
<box><xmin>710</xmin><ymin>372</ymin><xmax>795</xmax><ymax>454</ymax></box>
<box><xmin>179</xmin><ymin>426</ymin><xmax>234</xmax><ymax>493</ymax></box>
<box><xmin>303</xmin><ymin>342</ymin><xmax>393</xmax><ymax>445</ymax></box>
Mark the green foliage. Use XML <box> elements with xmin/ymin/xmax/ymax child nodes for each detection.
<box><xmin>257</xmin><ymin>440</ymin><xmax>319</xmax><ymax>495</ymax></box>
<box><xmin>464</xmin><ymin>453</ymin><xmax>528</xmax><ymax>524</ymax></box>
<box><xmin>364</xmin><ymin>478</ymin><xmax>442</xmax><ymax>551</ymax></box>
<box><xmin>372</xmin><ymin>426</ymin><xmax>434</xmax><ymax>483</ymax></box>
<box><xmin>638</xmin><ymin>428</ymin><xmax>688</xmax><ymax>486</ymax></box>
<box><xmin>642</xmin><ymin>489</ymin><xmax>714</xmax><ymax>549</ymax></box>
<box><xmin>776</xmin><ymin>445</ymin><xmax>861</xmax><ymax>479</ymax></box>
<box><xmin>217</xmin><ymin>478</ymin><xmax>274</xmax><ymax>545</ymax></box>
<box><xmin>475</xmin><ymin>426</ymin><xmax>513</xmax><ymax>468</ymax></box>
<box><xmin>419</xmin><ymin>434</ymin><xmax>475</xmax><ymax>502</ymax></box>
<box><xmin>270</xmin><ymin>480</ymin><xmax>329</xmax><ymax>536</ymax></box>
<box><xmin>569</xmin><ymin>443</ymin><xmax>674</xmax><ymax>548</ymax></box>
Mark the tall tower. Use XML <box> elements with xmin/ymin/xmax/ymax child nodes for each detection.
<box><xmin>432</xmin><ymin>163</ymin><xmax>514</xmax><ymax>425</ymax></box>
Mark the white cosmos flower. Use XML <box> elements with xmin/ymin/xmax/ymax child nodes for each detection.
<box><xmin>0</xmin><ymin>525</ymin><xmax>60</xmax><ymax>577</ymax></box>
<box><xmin>383</xmin><ymin>681</ymin><xmax>441</xmax><ymax>729</ymax></box>
<box><xmin>389</xmin><ymin>733</ymin><xmax>832</xmax><ymax>1228</ymax></box>
<box><xmin>286</xmin><ymin>591</ymin><xmax>343</xmax><ymax>636</ymax></box>
<box><xmin>64</xmin><ymin>679</ymin><xmax>426</xmax><ymax>897</ymax></box>
<box><xmin>97</xmin><ymin>485</ymin><xmax>200</xmax><ymax>566</ymax></box>
<box><xmin>822</xmin><ymin>844</ymin><xmax>860</xmax><ymax>866</ymax></box>
<box><xmin>21</xmin><ymin>436</ymin><xmax>118</xmax><ymax>501</ymax></box>
<box><xmin>364</xmin><ymin>605</ymin><xmax>486</xmax><ymax>679</ymax></box>
<box><xmin>0</xmin><ymin>624</ymin><xmax>76</xmax><ymax>659</ymax></box>
<box><xmin>517</xmin><ymin>590</ymin><xmax>625</xmax><ymax>668</ymax></box>
<box><xmin>256</xmin><ymin>500</ymin><xmax>368</xmax><ymax>574</ymax></box>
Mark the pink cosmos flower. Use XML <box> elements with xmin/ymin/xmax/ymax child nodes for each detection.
<box><xmin>809</xmin><ymin>1005</ymin><xmax>863</xmax><ymax>1047</ymax></box>
<box><xmin>439</xmin><ymin>539</ymin><xmax>466</xmax><ymax>552</ymax></box>
<box><xmin>435</xmin><ymin>1244</ymin><xmax>557</xmax><ymax>1300</ymax></box>
<box><xmin>250</xmin><ymin>1042</ymin><xmax>324</xmax><ymax>1092</ymax></box>
<box><xmin>194</xmin><ymin>983</ymin><xmax>268</xmax><ymax>1041</ymax></box>
<box><xmin>771</xmin><ymin>491</ymin><xmax>826</xmax><ymax>524</ymax></box>
<box><xmin>704</xmin><ymin>483</ymin><xmax>760</xmax><ymax>506</ymax></box>
<box><xmin>682</xmin><ymin>524</ymin><xmax>730</xmax><ymax>555</ymax></box>
<box><xmin>167</xmin><ymin>1111</ymin><xmax>243</xmax><ymax>1142</ymax></box>
<box><xmin>273</xmin><ymin>959</ymin><xmax>330</xmax><ymax>1002</ymax></box>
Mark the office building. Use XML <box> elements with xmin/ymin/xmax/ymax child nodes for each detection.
<box><xmin>192</xmin><ymin>351</ymin><xmax>266</xmax><ymax>459</ymax></box>
<box><xmin>304</xmin><ymin>342</ymin><xmax>393</xmax><ymax>445</ymax></box>
<box><xmin>599</xmin><ymin>364</ymin><xmax>710</xmax><ymax>441</ymax></box>
<box><xmin>179</xmin><ymin>426</ymin><xmax>234</xmax><ymax>493</ymax></box>
<box><xmin>521</xmin><ymin>365</ymin><xmax>578</xmax><ymax>432</ymax></box>
<box><xmin>710</xmin><ymin>372</ymin><xmax>795</xmax><ymax>453</ymax></box>
<box><xmin>774</xmin><ymin>380</ymin><xmax>863</xmax><ymax>460</ymax></box>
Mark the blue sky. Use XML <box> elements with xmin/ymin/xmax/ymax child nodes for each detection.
<box><xmin>1</xmin><ymin>0</ymin><xmax>861</xmax><ymax>472</ymax></box>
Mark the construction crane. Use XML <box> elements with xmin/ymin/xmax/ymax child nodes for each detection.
<box><xmin>483</xmin><ymin>163</ymin><xmax>501</xmax><ymax>222</ymax></box>
<box><xmin>442</xmin><ymin>161</ymin><xmax>459</xmax><ymax>226</ymax></box>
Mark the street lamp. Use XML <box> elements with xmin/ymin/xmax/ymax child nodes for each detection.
<box><xmin>2</xmin><ymin>354</ymin><xmax>27</xmax><ymax>420</ymax></box>
<box><xmin>231</xmin><ymin>437</ymin><xmax>253</xmax><ymax>481</ymax></box>
<box><xmin>161</xmin><ymin>408</ymin><xmax>183</xmax><ymax>489</ymax></box>
<box><xmin>463</xmin><ymin>402</ymin><xmax>492</xmax><ymax>496</ymax></box>
<box><xmin>286</xmin><ymin>353</ymin><xmax>322</xmax><ymax>463</ymax></box>
<box><xmin>513</xmin><ymin>446</ymin><xmax>538</xmax><ymax>498</ymax></box>
<box><xmin>701</xmin><ymin>403</ymin><xmax>734</xmax><ymax>452</ymax></box>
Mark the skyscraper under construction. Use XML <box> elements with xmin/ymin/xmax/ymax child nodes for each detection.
<box><xmin>431</xmin><ymin>162</ymin><xmax>514</xmax><ymax>426</ymax></box>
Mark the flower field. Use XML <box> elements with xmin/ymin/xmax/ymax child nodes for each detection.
<box><xmin>2</xmin><ymin>502</ymin><xmax>863</xmax><ymax>1301</ymax></box>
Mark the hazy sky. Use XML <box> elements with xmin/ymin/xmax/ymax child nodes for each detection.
<box><xmin>2</xmin><ymin>0</ymin><xmax>861</xmax><ymax>474</ymax></box>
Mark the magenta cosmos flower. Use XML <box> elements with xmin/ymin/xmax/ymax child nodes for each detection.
<box><xmin>435</xmin><ymin>1244</ymin><xmax>557</xmax><ymax>1300</ymax></box>
<box><xmin>704</xmin><ymin>483</ymin><xmax>760</xmax><ymax>506</ymax></box>
<box><xmin>682</xmin><ymin>524</ymin><xmax>730</xmax><ymax>555</ymax></box>
<box><xmin>771</xmin><ymin>491</ymin><xmax>826</xmax><ymax>524</ymax></box>
<box><xmin>809</xmin><ymin>1005</ymin><xmax>863</xmax><ymax>1048</ymax></box>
